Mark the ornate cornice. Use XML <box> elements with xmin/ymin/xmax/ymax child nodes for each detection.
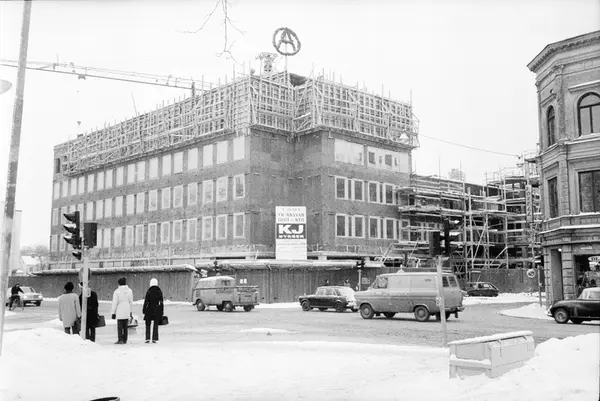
<box><xmin>527</xmin><ymin>31</ymin><xmax>600</xmax><ymax>73</ymax></box>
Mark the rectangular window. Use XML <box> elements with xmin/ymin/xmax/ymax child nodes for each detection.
<box><xmin>216</xmin><ymin>177</ymin><xmax>228</xmax><ymax>202</ymax></box>
<box><xmin>106</xmin><ymin>169</ymin><xmax>113</xmax><ymax>189</ymax></box>
<box><xmin>203</xmin><ymin>180</ymin><xmax>214</xmax><ymax>203</ymax></box>
<box><xmin>203</xmin><ymin>144</ymin><xmax>214</xmax><ymax>167</ymax></box>
<box><xmin>187</xmin><ymin>148</ymin><xmax>198</xmax><ymax>171</ymax></box>
<box><xmin>97</xmin><ymin>171</ymin><xmax>105</xmax><ymax>191</ymax></box>
<box><xmin>105</xmin><ymin>198</ymin><xmax>113</xmax><ymax>218</ymax></box>
<box><xmin>216</xmin><ymin>140</ymin><xmax>228</xmax><ymax>164</ymax></box>
<box><xmin>115</xmin><ymin>196</ymin><xmax>123</xmax><ymax>217</ymax></box>
<box><xmin>148</xmin><ymin>223</ymin><xmax>157</xmax><ymax>245</ymax></box>
<box><xmin>173</xmin><ymin>185</ymin><xmax>183</xmax><ymax>208</ymax></box>
<box><xmin>548</xmin><ymin>178</ymin><xmax>559</xmax><ymax>218</ymax></box>
<box><xmin>126</xmin><ymin>194</ymin><xmax>135</xmax><ymax>215</ymax></box>
<box><xmin>385</xmin><ymin>219</ymin><xmax>395</xmax><ymax>239</ymax></box>
<box><xmin>149</xmin><ymin>190</ymin><xmax>158</xmax><ymax>211</ymax></box>
<box><xmin>369</xmin><ymin>217</ymin><xmax>379</xmax><ymax>238</ymax></box>
<box><xmin>161</xmin><ymin>222</ymin><xmax>170</xmax><ymax>244</ymax></box>
<box><xmin>162</xmin><ymin>188</ymin><xmax>171</xmax><ymax>209</ymax></box>
<box><xmin>336</xmin><ymin>177</ymin><xmax>346</xmax><ymax>199</ymax></box>
<box><xmin>354</xmin><ymin>215</ymin><xmax>364</xmax><ymax>238</ymax></box>
<box><xmin>51</xmin><ymin>209</ymin><xmax>58</xmax><ymax>226</ymax></box>
<box><xmin>216</xmin><ymin>214</ymin><xmax>227</xmax><ymax>239</ymax></box>
<box><xmin>125</xmin><ymin>226</ymin><xmax>134</xmax><ymax>248</ymax></box>
<box><xmin>61</xmin><ymin>180</ymin><xmax>68</xmax><ymax>197</ymax></box>
<box><xmin>202</xmin><ymin>217</ymin><xmax>213</xmax><ymax>240</ymax></box>
<box><xmin>103</xmin><ymin>228</ymin><xmax>111</xmax><ymax>248</ymax></box>
<box><xmin>60</xmin><ymin>234</ymin><xmax>66</xmax><ymax>251</ymax></box>
<box><xmin>70</xmin><ymin>178</ymin><xmax>77</xmax><ymax>196</ymax></box>
<box><xmin>188</xmin><ymin>183</ymin><xmax>198</xmax><ymax>206</ymax></box>
<box><xmin>149</xmin><ymin>158</ymin><xmax>158</xmax><ymax>179</ymax></box>
<box><xmin>127</xmin><ymin>163</ymin><xmax>135</xmax><ymax>184</ymax></box>
<box><xmin>114</xmin><ymin>227</ymin><xmax>122</xmax><ymax>248</ymax></box>
<box><xmin>233</xmin><ymin>136</ymin><xmax>245</xmax><ymax>161</ymax></box>
<box><xmin>174</xmin><ymin>151</ymin><xmax>183</xmax><ymax>174</ymax></box>
<box><xmin>95</xmin><ymin>200</ymin><xmax>104</xmax><ymax>220</ymax></box>
<box><xmin>385</xmin><ymin>184</ymin><xmax>394</xmax><ymax>204</ymax></box>
<box><xmin>354</xmin><ymin>180</ymin><xmax>363</xmax><ymax>201</ymax></box>
<box><xmin>136</xmin><ymin>192</ymin><xmax>145</xmax><ymax>214</ymax></box>
<box><xmin>334</xmin><ymin>139</ymin><xmax>364</xmax><ymax>166</ymax></box>
<box><xmin>336</xmin><ymin>214</ymin><xmax>347</xmax><ymax>237</ymax></box>
<box><xmin>86</xmin><ymin>201</ymin><xmax>94</xmax><ymax>221</ymax></box>
<box><xmin>53</xmin><ymin>182</ymin><xmax>60</xmax><ymax>199</ymax></box>
<box><xmin>162</xmin><ymin>154</ymin><xmax>172</xmax><ymax>177</ymax></box>
<box><xmin>369</xmin><ymin>182</ymin><xmax>379</xmax><ymax>203</ymax></box>
<box><xmin>368</xmin><ymin>151</ymin><xmax>376</xmax><ymax>165</ymax></box>
<box><xmin>51</xmin><ymin>235</ymin><xmax>57</xmax><ymax>252</ymax></box>
<box><xmin>116</xmin><ymin>166</ymin><xmax>124</xmax><ymax>187</ymax></box>
<box><xmin>579</xmin><ymin>170</ymin><xmax>600</xmax><ymax>213</ymax></box>
<box><xmin>384</xmin><ymin>154</ymin><xmax>393</xmax><ymax>167</ymax></box>
<box><xmin>137</xmin><ymin>161</ymin><xmax>146</xmax><ymax>182</ymax></box>
<box><xmin>97</xmin><ymin>230</ymin><xmax>103</xmax><ymax>250</ymax></box>
<box><xmin>79</xmin><ymin>176</ymin><xmax>86</xmax><ymax>194</ymax></box>
<box><xmin>234</xmin><ymin>174</ymin><xmax>245</xmax><ymax>199</ymax></box>
<box><xmin>135</xmin><ymin>225</ymin><xmax>144</xmax><ymax>246</ymax></box>
<box><xmin>187</xmin><ymin>219</ymin><xmax>197</xmax><ymax>242</ymax></box>
<box><xmin>173</xmin><ymin>220</ymin><xmax>183</xmax><ymax>242</ymax></box>
<box><xmin>233</xmin><ymin>213</ymin><xmax>244</xmax><ymax>238</ymax></box>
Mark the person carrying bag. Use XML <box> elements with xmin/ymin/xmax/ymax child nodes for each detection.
<box><xmin>111</xmin><ymin>277</ymin><xmax>133</xmax><ymax>345</ymax></box>
<box><xmin>143</xmin><ymin>278</ymin><xmax>164</xmax><ymax>344</ymax></box>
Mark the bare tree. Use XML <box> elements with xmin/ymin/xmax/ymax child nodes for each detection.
<box><xmin>180</xmin><ymin>0</ymin><xmax>244</xmax><ymax>63</ymax></box>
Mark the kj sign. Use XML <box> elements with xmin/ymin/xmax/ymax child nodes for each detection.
<box><xmin>275</xmin><ymin>206</ymin><xmax>307</xmax><ymax>260</ymax></box>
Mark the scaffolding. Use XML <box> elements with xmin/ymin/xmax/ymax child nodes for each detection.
<box><xmin>55</xmin><ymin>70</ymin><xmax>419</xmax><ymax>176</ymax></box>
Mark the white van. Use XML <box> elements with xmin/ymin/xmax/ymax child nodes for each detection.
<box><xmin>354</xmin><ymin>272</ymin><xmax>464</xmax><ymax>322</ymax></box>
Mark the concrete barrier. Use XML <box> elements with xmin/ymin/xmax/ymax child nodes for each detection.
<box><xmin>448</xmin><ymin>331</ymin><xmax>534</xmax><ymax>379</ymax></box>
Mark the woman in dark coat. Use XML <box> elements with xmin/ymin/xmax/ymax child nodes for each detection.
<box><xmin>143</xmin><ymin>278</ymin><xmax>164</xmax><ymax>343</ymax></box>
<box><xmin>78</xmin><ymin>286</ymin><xmax>99</xmax><ymax>342</ymax></box>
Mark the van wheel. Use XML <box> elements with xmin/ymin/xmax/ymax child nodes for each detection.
<box><xmin>301</xmin><ymin>301</ymin><xmax>311</xmax><ymax>311</ymax></box>
<box><xmin>224</xmin><ymin>302</ymin><xmax>234</xmax><ymax>312</ymax></box>
<box><xmin>383</xmin><ymin>312</ymin><xmax>396</xmax><ymax>319</ymax></box>
<box><xmin>414</xmin><ymin>306</ymin><xmax>430</xmax><ymax>322</ymax></box>
<box><xmin>196</xmin><ymin>300</ymin><xmax>206</xmax><ymax>311</ymax></box>
<box><xmin>243</xmin><ymin>305</ymin><xmax>254</xmax><ymax>312</ymax></box>
<box><xmin>360</xmin><ymin>304</ymin><xmax>375</xmax><ymax>319</ymax></box>
<box><xmin>334</xmin><ymin>303</ymin><xmax>345</xmax><ymax>313</ymax></box>
<box><xmin>216</xmin><ymin>304</ymin><xmax>224</xmax><ymax>311</ymax></box>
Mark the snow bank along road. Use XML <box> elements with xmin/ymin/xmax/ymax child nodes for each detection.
<box><xmin>5</xmin><ymin>299</ymin><xmax>598</xmax><ymax>347</ymax></box>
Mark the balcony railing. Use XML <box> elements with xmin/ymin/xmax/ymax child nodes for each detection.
<box><xmin>542</xmin><ymin>213</ymin><xmax>600</xmax><ymax>232</ymax></box>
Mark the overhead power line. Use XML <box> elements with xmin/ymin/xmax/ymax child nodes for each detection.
<box><xmin>419</xmin><ymin>134</ymin><xmax>520</xmax><ymax>157</ymax></box>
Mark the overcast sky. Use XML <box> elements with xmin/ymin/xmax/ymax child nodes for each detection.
<box><xmin>1</xmin><ymin>0</ymin><xmax>599</xmax><ymax>248</ymax></box>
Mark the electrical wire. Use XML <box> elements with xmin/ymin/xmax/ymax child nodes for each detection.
<box><xmin>419</xmin><ymin>134</ymin><xmax>521</xmax><ymax>157</ymax></box>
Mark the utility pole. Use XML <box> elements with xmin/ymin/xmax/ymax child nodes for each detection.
<box><xmin>80</xmin><ymin>248</ymin><xmax>89</xmax><ymax>340</ymax></box>
<box><xmin>0</xmin><ymin>0</ymin><xmax>32</xmax><ymax>357</ymax></box>
<box><xmin>436</xmin><ymin>255</ymin><xmax>448</xmax><ymax>346</ymax></box>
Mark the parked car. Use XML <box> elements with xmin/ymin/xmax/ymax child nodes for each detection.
<box><xmin>354</xmin><ymin>272</ymin><xmax>464</xmax><ymax>322</ymax></box>
<box><xmin>192</xmin><ymin>276</ymin><xmax>259</xmax><ymax>312</ymax></box>
<box><xmin>299</xmin><ymin>286</ymin><xmax>358</xmax><ymax>313</ymax></box>
<box><xmin>465</xmin><ymin>282</ymin><xmax>499</xmax><ymax>297</ymax></box>
<box><xmin>548</xmin><ymin>287</ymin><xmax>600</xmax><ymax>324</ymax></box>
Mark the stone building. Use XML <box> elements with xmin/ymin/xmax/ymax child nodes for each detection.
<box><xmin>527</xmin><ymin>31</ymin><xmax>600</xmax><ymax>304</ymax></box>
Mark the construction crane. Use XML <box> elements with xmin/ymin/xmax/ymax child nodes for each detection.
<box><xmin>0</xmin><ymin>59</ymin><xmax>215</xmax><ymax>97</ymax></box>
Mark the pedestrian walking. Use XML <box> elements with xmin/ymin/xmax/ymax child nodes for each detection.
<box><xmin>79</xmin><ymin>285</ymin><xmax>99</xmax><ymax>342</ymax></box>
<box><xmin>111</xmin><ymin>277</ymin><xmax>133</xmax><ymax>344</ymax></box>
<box><xmin>142</xmin><ymin>278</ymin><xmax>164</xmax><ymax>344</ymax></box>
<box><xmin>58</xmin><ymin>282</ymin><xmax>81</xmax><ymax>335</ymax></box>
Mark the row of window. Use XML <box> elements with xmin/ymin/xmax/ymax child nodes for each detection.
<box><xmin>53</xmin><ymin>137</ymin><xmax>246</xmax><ymax>199</ymax></box>
<box><xmin>335</xmin><ymin>176</ymin><xmax>397</xmax><ymax>204</ymax></box>
<box><xmin>547</xmin><ymin>169</ymin><xmax>600</xmax><ymax>218</ymax></box>
<box><xmin>333</xmin><ymin>139</ymin><xmax>410</xmax><ymax>173</ymax></box>
<box><xmin>51</xmin><ymin>214</ymin><xmax>246</xmax><ymax>252</ymax></box>
<box><xmin>336</xmin><ymin>215</ymin><xmax>409</xmax><ymax>240</ymax></box>
<box><xmin>52</xmin><ymin>176</ymin><xmax>246</xmax><ymax>225</ymax></box>
<box><xmin>546</xmin><ymin>92</ymin><xmax>599</xmax><ymax>147</ymax></box>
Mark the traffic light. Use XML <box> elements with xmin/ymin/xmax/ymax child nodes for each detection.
<box><xmin>213</xmin><ymin>260</ymin><xmax>220</xmax><ymax>275</ymax></box>
<box><xmin>355</xmin><ymin>259</ymin><xmax>365</xmax><ymax>271</ymax></box>
<box><xmin>63</xmin><ymin>211</ymin><xmax>82</xmax><ymax>260</ymax></box>
<box><xmin>440</xmin><ymin>219</ymin><xmax>462</xmax><ymax>256</ymax></box>
<box><xmin>84</xmin><ymin>222</ymin><xmax>98</xmax><ymax>248</ymax></box>
<box><xmin>428</xmin><ymin>231</ymin><xmax>441</xmax><ymax>256</ymax></box>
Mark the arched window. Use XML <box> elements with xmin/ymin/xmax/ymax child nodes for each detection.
<box><xmin>578</xmin><ymin>93</ymin><xmax>600</xmax><ymax>136</ymax></box>
<box><xmin>547</xmin><ymin>106</ymin><xmax>556</xmax><ymax>146</ymax></box>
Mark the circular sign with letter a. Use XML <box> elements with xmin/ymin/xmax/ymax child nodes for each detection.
<box><xmin>526</xmin><ymin>269</ymin><xmax>536</xmax><ymax>279</ymax></box>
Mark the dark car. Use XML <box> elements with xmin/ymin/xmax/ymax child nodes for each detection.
<box><xmin>548</xmin><ymin>287</ymin><xmax>600</xmax><ymax>324</ymax></box>
<box><xmin>299</xmin><ymin>286</ymin><xmax>358</xmax><ymax>313</ymax></box>
<box><xmin>465</xmin><ymin>282</ymin><xmax>499</xmax><ymax>297</ymax></box>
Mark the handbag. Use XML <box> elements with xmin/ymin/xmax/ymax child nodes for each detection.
<box><xmin>127</xmin><ymin>316</ymin><xmax>138</xmax><ymax>328</ymax></box>
<box><xmin>159</xmin><ymin>316</ymin><xmax>169</xmax><ymax>326</ymax></box>
<box><xmin>96</xmin><ymin>315</ymin><xmax>106</xmax><ymax>328</ymax></box>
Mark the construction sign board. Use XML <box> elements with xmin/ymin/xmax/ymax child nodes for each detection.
<box><xmin>275</xmin><ymin>206</ymin><xmax>307</xmax><ymax>260</ymax></box>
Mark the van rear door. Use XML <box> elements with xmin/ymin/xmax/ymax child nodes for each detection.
<box><xmin>442</xmin><ymin>275</ymin><xmax>463</xmax><ymax>308</ymax></box>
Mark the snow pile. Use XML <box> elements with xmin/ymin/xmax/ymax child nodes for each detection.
<box><xmin>499</xmin><ymin>303</ymin><xmax>553</xmax><ymax>320</ymax></box>
<box><xmin>4</xmin><ymin>311</ymin><xmax>16</xmax><ymax>317</ymax></box>
<box><xmin>464</xmin><ymin>292</ymin><xmax>546</xmax><ymax>305</ymax></box>
<box><xmin>0</xmin><ymin>328</ymin><xmax>597</xmax><ymax>401</ymax></box>
<box><xmin>255</xmin><ymin>302</ymin><xmax>299</xmax><ymax>309</ymax></box>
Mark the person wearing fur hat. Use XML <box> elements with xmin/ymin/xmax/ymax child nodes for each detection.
<box><xmin>142</xmin><ymin>278</ymin><xmax>164</xmax><ymax>343</ymax></box>
<box><xmin>111</xmin><ymin>277</ymin><xmax>133</xmax><ymax>344</ymax></box>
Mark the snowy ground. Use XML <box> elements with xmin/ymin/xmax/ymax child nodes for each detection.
<box><xmin>0</xmin><ymin>328</ymin><xmax>597</xmax><ymax>401</ymax></box>
<box><xmin>463</xmin><ymin>292</ymin><xmax>546</xmax><ymax>306</ymax></box>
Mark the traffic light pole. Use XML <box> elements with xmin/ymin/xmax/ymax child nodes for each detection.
<box><xmin>435</xmin><ymin>255</ymin><xmax>448</xmax><ymax>347</ymax></box>
<box><xmin>0</xmin><ymin>0</ymin><xmax>32</xmax><ymax>357</ymax></box>
<box><xmin>80</xmin><ymin>247</ymin><xmax>89</xmax><ymax>341</ymax></box>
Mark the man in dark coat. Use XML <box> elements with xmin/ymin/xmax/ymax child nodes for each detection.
<box><xmin>143</xmin><ymin>278</ymin><xmax>164</xmax><ymax>343</ymax></box>
<box><xmin>79</xmin><ymin>285</ymin><xmax>99</xmax><ymax>342</ymax></box>
<box><xmin>9</xmin><ymin>284</ymin><xmax>24</xmax><ymax>309</ymax></box>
